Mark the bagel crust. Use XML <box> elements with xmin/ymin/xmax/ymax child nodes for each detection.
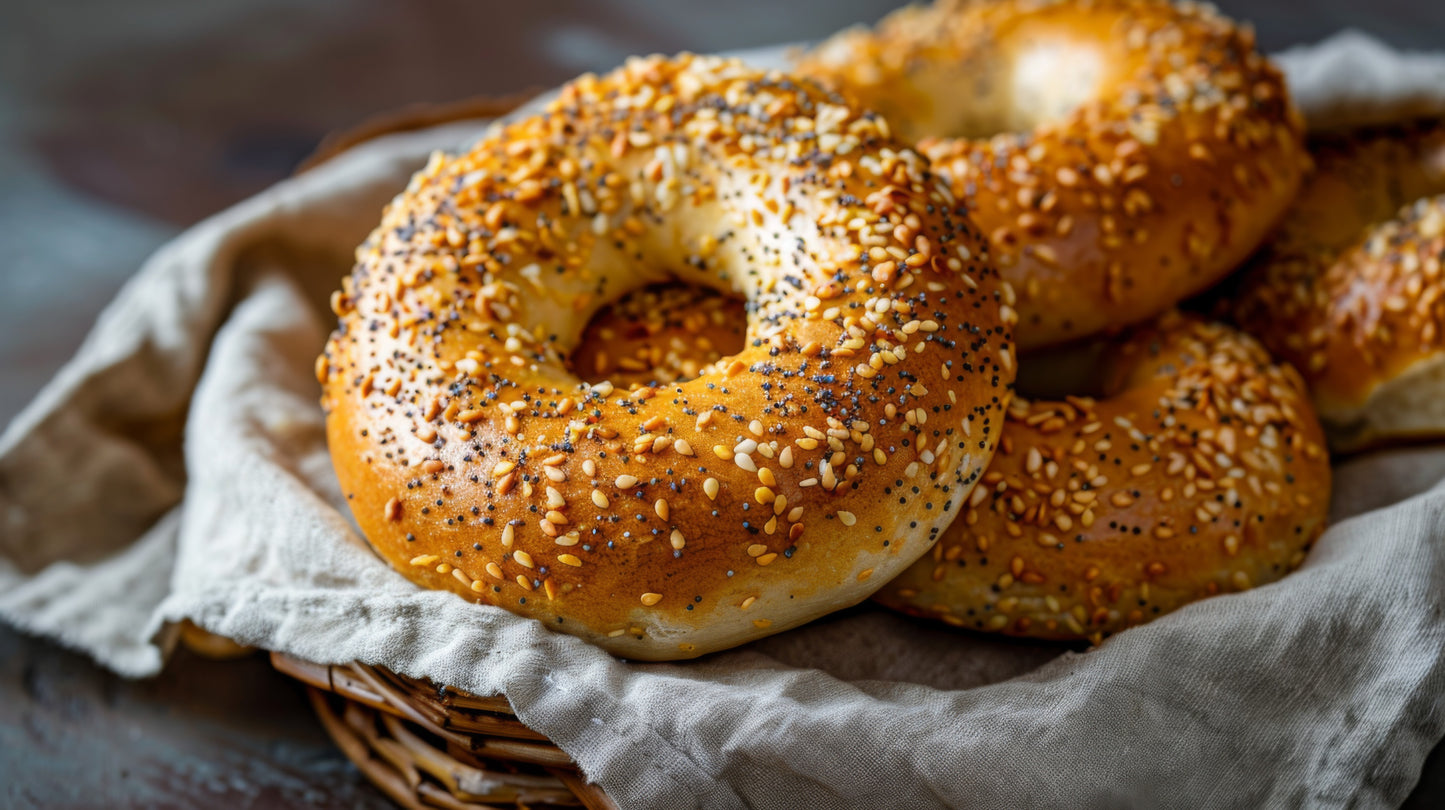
<box><xmin>1231</xmin><ymin>122</ymin><xmax>1445</xmax><ymax>451</ymax></box>
<box><xmin>319</xmin><ymin>54</ymin><xmax>1014</xmax><ymax>660</ymax></box>
<box><xmin>874</xmin><ymin>313</ymin><xmax>1331</xmax><ymax>641</ymax></box>
<box><xmin>797</xmin><ymin>0</ymin><xmax>1307</xmax><ymax>349</ymax></box>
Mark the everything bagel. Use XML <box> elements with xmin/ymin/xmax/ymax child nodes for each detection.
<box><xmin>319</xmin><ymin>54</ymin><xmax>1015</xmax><ymax>660</ymax></box>
<box><xmin>875</xmin><ymin>313</ymin><xmax>1331</xmax><ymax>641</ymax></box>
<box><xmin>797</xmin><ymin>0</ymin><xmax>1307</xmax><ymax>349</ymax></box>
<box><xmin>1231</xmin><ymin>121</ymin><xmax>1445</xmax><ymax>452</ymax></box>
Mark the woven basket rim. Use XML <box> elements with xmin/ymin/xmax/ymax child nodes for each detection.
<box><xmin>295</xmin><ymin>90</ymin><xmax>539</xmax><ymax>175</ymax></box>
<box><xmin>273</xmin><ymin>651</ymin><xmax>618</xmax><ymax>810</ymax></box>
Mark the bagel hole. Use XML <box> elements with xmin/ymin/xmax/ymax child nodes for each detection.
<box><xmin>570</xmin><ymin>281</ymin><xmax>747</xmax><ymax>388</ymax></box>
<box><xmin>1013</xmin><ymin>338</ymin><xmax>1110</xmax><ymax>400</ymax></box>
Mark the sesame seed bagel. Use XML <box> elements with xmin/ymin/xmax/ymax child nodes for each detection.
<box><xmin>1231</xmin><ymin>121</ymin><xmax>1445</xmax><ymax>452</ymax></box>
<box><xmin>796</xmin><ymin>0</ymin><xmax>1307</xmax><ymax>349</ymax></box>
<box><xmin>873</xmin><ymin>312</ymin><xmax>1331</xmax><ymax>641</ymax></box>
<box><xmin>318</xmin><ymin>54</ymin><xmax>1015</xmax><ymax>660</ymax></box>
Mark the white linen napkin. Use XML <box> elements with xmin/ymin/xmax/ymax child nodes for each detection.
<box><xmin>3</xmin><ymin>32</ymin><xmax>1444</xmax><ymax>810</ymax></box>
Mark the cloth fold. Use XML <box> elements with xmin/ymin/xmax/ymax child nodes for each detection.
<box><xmin>3</xmin><ymin>33</ymin><xmax>1445</xmax><ymax>810</ymax></box>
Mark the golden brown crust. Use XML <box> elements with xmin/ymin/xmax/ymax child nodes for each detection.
<box><xmin>796</xmin><ymin>0</ymin><xmax>1307</xmax><ymax>349</ymax></box>
<box><xmin>319</xmin><ymin>54</ymin><xmax>1015</xmax><ymax>660</ymax></box>
<box><xmin>874</xmin><ymin>312</ymin><xmax>1332</xmax><ymax>641</ymax></box>
<box><xmin>1231</xmin><ymin>121</ymin><xmax>1445</xmax><ymax>451</ymax></box>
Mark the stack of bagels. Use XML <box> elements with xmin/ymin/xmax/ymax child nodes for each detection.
<box><xmin>317</xmin><ymin>0</ymin><xmax>1444</xmax><ymax>658</ymax></box>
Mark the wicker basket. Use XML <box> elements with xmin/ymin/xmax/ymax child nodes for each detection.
<box><xmin>271</xmin><ymin>651</ymin><xmax>616</xmax><ymax>810</ymax></box>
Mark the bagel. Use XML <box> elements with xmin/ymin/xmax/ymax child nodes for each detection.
<box><xmin>1231</xmin><ymin>121</ymin><xmax>1445</xmax><ymax>452</ymax></box>
<box><xmin>318</xmin><ymin>54</ymin><xmax>1015</xmax><ymax>660</ymax></box>
<box><xmin>796</xmin><ymin>0</ymin><xmax>1307</xmax><ymax>349</ymax></box>
<box><xmin>874</xmin><ymin>312</ymin><xmax>1332</xmax><ymax>641</ymax></box>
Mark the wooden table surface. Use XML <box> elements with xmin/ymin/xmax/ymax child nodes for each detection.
<box><xmin>2</xmin><ymin>1</ymin><xmax>1442</xmax><ymax>806</ymax></box>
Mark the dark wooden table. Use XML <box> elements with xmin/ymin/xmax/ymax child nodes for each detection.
<box><xmin>3</xmin><ymin>1</ymin><xmax>1442</xmax><ymax>806</ymax></box>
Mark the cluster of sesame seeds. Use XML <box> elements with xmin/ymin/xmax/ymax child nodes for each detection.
<box><xmin>318</xmin><ymin>53</ymin><xmax>1013</xmax><ymax>658</ymax></box>
<box><xmin>1232</xmin><ymin>121</ymin><xmax>1445</xmax><ymax>444</ymax></box>
<box><xmin>797</xmin><ymin>0</ymin><xmax>1307</xmax><ymax>348</ymax></box>
<box><xmin>874</xmin><ymin>312</ymin><xmax>1331</xmax><ymax>641</ymax></box>
<box><xmin>1311</xmin><ymin>197</ymin><xmax>1445</xmax><ymax>373</ymax></box>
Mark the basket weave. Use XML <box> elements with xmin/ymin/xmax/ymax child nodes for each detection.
<box><xmin>271</xmin><ymin>652</ymin><xmax>617</xmax><ymax>810</ymax></box>
<box><xmin>296</xmin><ymin>90</ymin><xmax>539</xmax><ymax>174</ymax></box>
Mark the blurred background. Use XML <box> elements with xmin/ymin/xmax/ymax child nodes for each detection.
<box><xmin>5</xmin><ymin>0</ymin><xmax>1445</xmax><ymax>425</ymax></box>
<box><xmin>2</xmin><ymin>1</ymin><xmax>1442</xmax><ymax>806</ymax></box>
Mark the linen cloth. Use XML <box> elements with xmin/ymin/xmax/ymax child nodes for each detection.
<box><xmin>4</xmin><ymin>33</ymin><xmax>1445</xmax><ymax>809</ymax></box>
